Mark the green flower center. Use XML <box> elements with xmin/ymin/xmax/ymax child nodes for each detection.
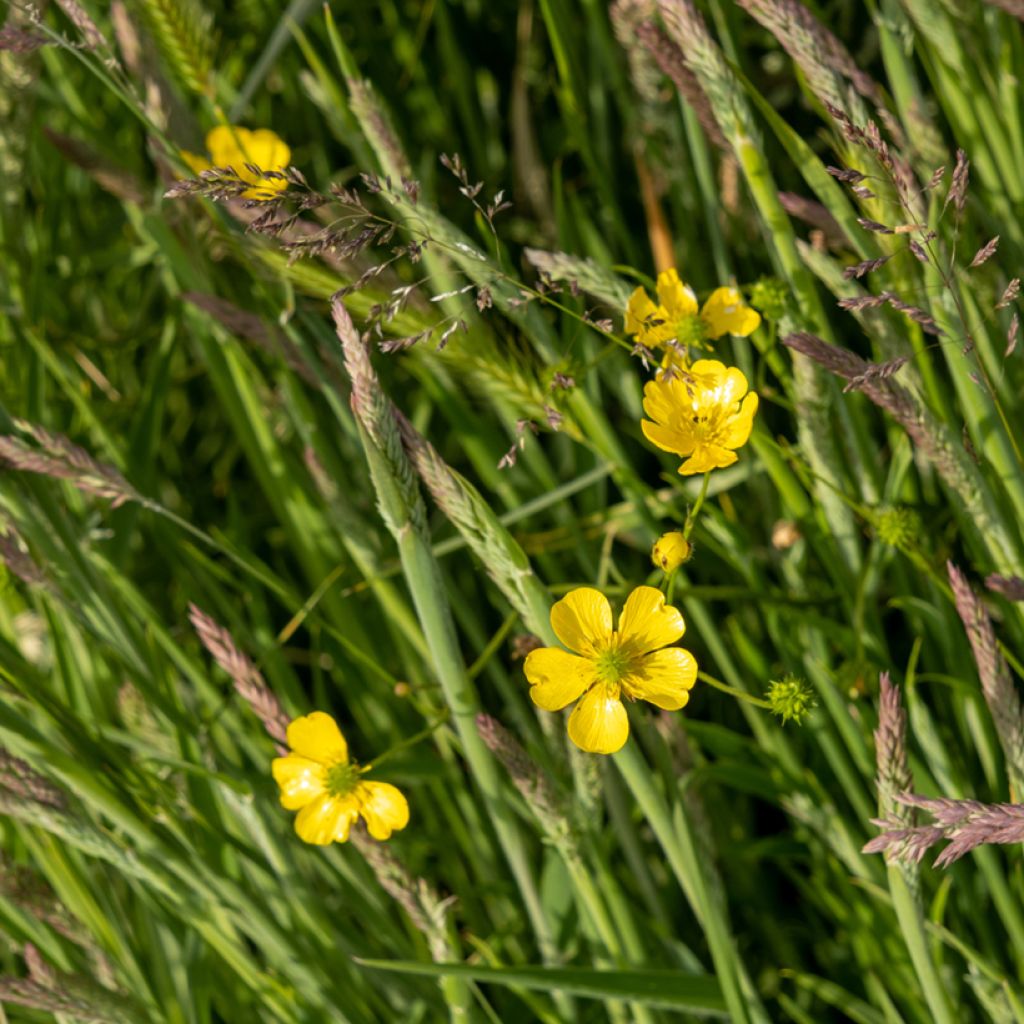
<box><xmin>593</xmin><ymin>641</ymin><xmax>638</xmax><ymax>687</ymax></box>
<box><xmin>673</xmin><ymin>313</ymin><xmax>710</xmax><ymax>348</ymax></box>
<box><xmin>325</xmin><ymin>760</ymin><xmax>360</xmax><ymax>798</ymax></box>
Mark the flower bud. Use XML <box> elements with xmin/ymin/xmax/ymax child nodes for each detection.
<box><xmin>651</xmin><ymin>531</ymin><xmax>692</xmax><ymax>572</ymax></box>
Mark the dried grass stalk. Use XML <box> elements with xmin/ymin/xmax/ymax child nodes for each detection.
<box><xmin>782</xmin><ymin>332</ymin><xmax>1017</xmax><ymax>572</ymax></box>
<box><xmin>778</xmin><ymin>192</ymin><xmax>848</xmax><ymax>248</ymax></box>
<box><xmin>947</xmin><ymin>562</ymin><xmax>1024</xmax><ymax>796</ymax></box>
<box><xmin>633</xmin><ymin>17</ymin><xmax>728</xmax><ymax>151</ymax></box>
<box><xmin>737</xmin><ymin>0</ymin><xmax>888</xmax><ymax>124</ymax></box>
<box><xmin>0</xmin><ymin>861</ymin><xmax>91</xmax><ymax>947</ymax></box>
<box><xmin>0</xmin><ymin>967</ymin><xmax>142</xmax><ymax>1022</ymax></box>
<box><xmin>349</xmin><ymin>828</ymin><xmax>456</xmax><ymax>962</ymax></box>
<box><xmin>0</xmin><ymin>523</ymin><xmax>51</xmax><ymax>590</ymax></box>
<box><xmin>187</xmin><ymin>604</ymin><xmax>290</xmax><ymax>749</ymax></box>
<box><xmin>0</xmin><ymin>421</ymin><xmax>136</xmax><ymax>507</ymax></box>
<box><xmin>986</xmin><ymin>574</ymin><xmax>1024</xmax><ymax>601</ymax></box>
<box><xmin>986</xmin><ymin>0</ymin><xmax>1024</xmax><ymax>19</ymax></box>
<box><xmin>333</xmin><ymin>299</ymin><xmax>427</xmax><ymax>537</ymax></box>
<box><xmin>0</xmin><ymin>748</ymin><xmax>67</xmax><ymax>809</ymax></box>
<box><xmin>55</xmin><ymin>0</ymin><xmax>108</xmax><ymax>49</ymax></box>
<box><xmin>874</xmin><ymin>673</ymin><xmax>913</xmax><ymax>825</ymax></box>
<box><xmin>477</xmin><ymin>714</ymin><xmax>570</xmax><ymax>841</ymax></box>
<box><xmin>866</xmin><ymin>794</ymin><xmax>1024</xmax><ymax>867</ymax></box>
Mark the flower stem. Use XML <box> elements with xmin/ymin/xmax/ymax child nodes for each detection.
<box><xmin>682</xmin><ymin>471</ymin><xmax>712</xmax><ymax>540</ymax></box>
<box><xmin>362</xmin><ymin>715</ymin><xmax>451</xmax><ymax>772</ymax></box>
<box><xmin>699</xmin><ymin>670</ymin><xmax>772</xmax><ymax>710</ymax></box>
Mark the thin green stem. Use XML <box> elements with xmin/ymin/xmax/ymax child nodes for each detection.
<box><xmin>362</xmin><ymin>715</ymin><xmax>451</xmax><ymax>772</ymax></box>
<box><xmin>682</xmin><ymin>472</ymin><xmax>712</xmax><ymax>541</ymax></box>
<box><xmin>698</xmin><ymin>671</ymin><xmax>771</xmax><ymax>710</ymax></box>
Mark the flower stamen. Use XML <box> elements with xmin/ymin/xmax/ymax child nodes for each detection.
<box><xmin>326</xmin><ymin>760</ymin><xmax>360</xmax><ymax>798</ymax></box>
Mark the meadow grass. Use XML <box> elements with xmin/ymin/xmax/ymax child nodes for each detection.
<box><xmin>1</xmin><ymin>0</ymin><xmax>1024</xmax><ymax>1021</ymax></box>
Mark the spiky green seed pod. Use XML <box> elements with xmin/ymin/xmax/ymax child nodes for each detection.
<box><xmin>766</xmin><ymin>676</ymin><xmax>816</xmax><ymax>725</ymax></box>
<box><xmin>874</xmin><ymin>505</ymin><xmax>922</xmax><ymax>549</ymax></box>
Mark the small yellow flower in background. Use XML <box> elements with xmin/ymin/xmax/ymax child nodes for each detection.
<box><xmin>182</xmin><ymin>126</ymin><xmax>291</xmax><ymax>200</ymax></box>
<box><xmin>524</xmin><ymin>586</ymin><xmax>698</xmax><ymax>755</ymax></box>
<box><xmin>272</xmin><ymin>711</ymin><xmax>409</xmax><ymax>845</ymax></box>
<box><xmin>625</xmin><ymin>268</ymin><xmax>761</xmax><ymax>354</ymax></box>
<box><xmin>651</xmin><ymin>531</ymin><xmax>692</xmax><ymax>572</ymax></box>
<box><xmin>642</xmin><ymin>359</ymin><xmax>759</xmax><ymax>475</ymax></box>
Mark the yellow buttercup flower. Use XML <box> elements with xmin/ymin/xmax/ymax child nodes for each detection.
<box><xmin>625</xmin><ymin>269</ymin><xmax>761</xmax><ymax>355</ymax></box>
<box><xmin>524</xmin><ymin>586</ymin><xmax>698</xmax><ymax>755</ymax></box>
<box><xmin>272</xmin><ymin>711</ymin><xmax>409</xmax><ymax>845</ymax></box>
<box><xmin>642</xmin><ymin>359</ymin><xmax>758</xmax><ymax>475</ymax></box>
<box><xmin>651</xmin><ymin>531</ymin><xmax>692</xmax><ymax>572</ymax></box>
<box><xmin>182</xmin><ymin>126</ymin><xmax>291</xmax><ymax>200</ymax></box>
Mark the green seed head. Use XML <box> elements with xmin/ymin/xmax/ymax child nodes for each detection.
<box><xmin>749</xmin><ymin>277</ymin><xmax>789</xmax><ymax>321</ymax></box>
<box><xmin>674</xmin><ymin>313</ymin><xmax>711</xmax><ymax>348</ymax></box>
<box><xmin>874</xmin><ymin>505</ymin><xmax>922</xmax><ymax>549</ymax></box>
<box><xmin>766</xmin><ymin>676</ymin><xmax>816</xmax><ymax>725</ymax></box>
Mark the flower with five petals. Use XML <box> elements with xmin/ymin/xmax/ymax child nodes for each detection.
<box><xmin>625</xmin><ymin>269</ymin><xmax>761</xmax><ymax>356</ymax></box>
<box><xmin>642</xmin><ymin>359</ymin><xmax>759</xmax><ymax>475</ymax></box>
<box><xmin>524</xmin><ymin>586</ymin><xmax>698</xmax><ymax>754</ymax></box>
<box><xmin>272</xmin><ymin>712</ymin><xmax>409</xmax><ymax>845</ymax></box>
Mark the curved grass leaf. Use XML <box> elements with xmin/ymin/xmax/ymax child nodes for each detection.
<box><xmin>354</xmin><ymin>959</ymin><xmax>728</xmax><ymax>1015</ymax></box>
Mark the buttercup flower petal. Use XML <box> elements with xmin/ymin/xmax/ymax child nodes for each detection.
<box><xmin>205</xmin><ymin>125</ymin><xmax>248</xmax><ymax>166</ymax></box>
<box><xmin>642</xmin><ymin>376</ymin><xmax>682</xmax><ymax>425</ymax></box>
<box><xmin>272</xmin><ymin>754</ymin><xmax>326</xmax><ymax>810</ymax></box>
<box><xmin>641</xmin><ymin>418</ymin><xmax>695</xmax><ymax>456</ymax></box>
<box><xmin>655</xmin><ymin>269</ymin><xmax>699</xmax><ymax>320</ymax></box>
<box><xmin>686</xmin><ymin>358</ymin><xmax>729</xmax><ymax>386</ymax></box>
<box><xmin>679</xmin><ymin>445</ymin><xmax>738</xmax><ymax>475</ymax></box>
<box><xmin>701</xmin><ymin>287</ymin><xmax>761</xmax><ymax>338</ymax></box>
<box><xmin>181</xmin><ymin>150</ymin><xmax>211</xmax><ymax>174</ymax></box>
<box><xmin>567</xmin><ymin>686</ymin><xmax>629</xmax><ymax>754</ymax></box>
<box><xmin>356</xmin><ymin>781</ymin><xmax>410</xmax><ymax>840</ymax></box>
<box><xmin>722</xmin><ymin>392</ymin><xmax>759</xmax><ymax>449</ymax></box>
<box><xmin>236</xmin><ymin>129</ymin><xmax>290</xmax><ymax>196</ymax></box>
<box><xmin>629</xmin><ymin>649</ymin><xmax>698</xmax><ymax>709</ymax></box>
<box><xmin>524</xmin><ymin>647</ymin><xmax>596</xmax><ymax>710</ymax></box>
<box><xmin>294</xmin><ymin>793</ymin><xmax>360</xmax><ymax>845</ymax></box>
<box><xmin>286</xmin><ymin>711</ymin><xmax>348</xmax><ymax>765</ymax></box>
<box><xmin>550</xmin><ymin>587</ymin><xmax>613</xmax><ymax>654</ymax></box>
<box><xmin>686</xmin><ymin>361</ymin><xmax>748</xmax><ymax>409</ymax></box>
<box><xmin>246</xmin><ymin>129</ymin><xmax>291</xmax><ymax>171</ymax></box>
<box><xmin>617</xmin><ymin>586</ymin><xmax>685</xmax><ymax>654</ymax></box>
<box><xmin>625</xmin><ymin>286</ymin><xmax>660</xmax><ymax>334</ymax></box>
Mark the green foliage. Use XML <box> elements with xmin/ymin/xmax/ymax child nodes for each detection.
<box><xmin>1</xmin><ymin>1</ymin><xmax>1024</xmax><ymax>1022</ymax></box>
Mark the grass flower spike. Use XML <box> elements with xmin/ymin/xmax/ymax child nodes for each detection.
<box><xmin>642</xmin><ymin>359</ymin><xmax>759</xmax><ymax>474</ymax></box>
<box><xmin>525</xmin><ymin>586</ymin><xmax>697</xmax><ymax>754</ymax></box>
<box><xmin>272</xmin><ymin>712</ymin><xmax>409</xmax><ymax>845</ymax></box>
<box><xmin>183</xmin><ymin>126</ymin><xmax>291</xmax><ymax>200</ymax></box>
<box><xmin>625</xmin><ymin>269</ymin><xmax>761</xmax><ymax>353</ymax></box>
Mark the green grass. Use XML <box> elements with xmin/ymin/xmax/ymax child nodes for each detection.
<box><xmin>1</xmin><ymin>0</ymin><xmax>1024</xmax><ymax>1020</ymax></box>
